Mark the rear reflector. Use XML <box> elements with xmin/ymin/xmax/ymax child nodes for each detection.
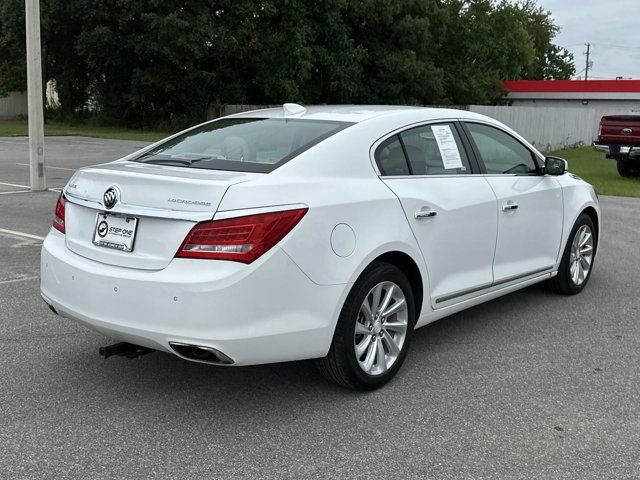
<box><xmin>176</xmin><ymin>208</ymin><xmax>308</xmax><ymax>263</ymax></box>
<box><xmin>53</xmin><ymin>194</ymin><xmax>66</xmax><ymax>233</ymax></box>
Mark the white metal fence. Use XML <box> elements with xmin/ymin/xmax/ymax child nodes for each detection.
<box><xmin>470</xmin><ymin>105</ymin><xmax>638</xmax><ymax>152</ymax></box>
<box><xmin>219</xmin><ymin>103</ymin><xmax>639</xmax><ymax>151</ymax></box>
<box><xmin>0</xmin><ymin>91</ymin><xmax>28</xmax><ymax>120</ymax></box>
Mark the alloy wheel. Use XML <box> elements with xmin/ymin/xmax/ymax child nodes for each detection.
<box><xmin>354</xmin><ymin>281</ymin><xmax>409</xmax><ymax>376</ymax></box>
<box><xmin>569</xmin><ymin>224</ymin><xmax>594</xmax><ymax>286</ymax></box>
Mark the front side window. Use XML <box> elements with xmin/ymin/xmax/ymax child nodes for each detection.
<box><xmin>399</xmin><ymin>124</ymin><xmax>471</xmax><ymax>175</ymax></box>
<box><xmin>132</xmin><ymin>118</ymin><xmax>351</xmax><ymax>173</ymax></box>
<box><xmin>465</xmin><ymin>123</ymin><xmax>538</xmax><ymax>175</ymax></box>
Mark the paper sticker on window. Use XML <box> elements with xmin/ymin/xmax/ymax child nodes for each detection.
<box><xmin>431</xmin><ymin>125</ymin><xmax>463</xmax><ymax>169</ymax></box>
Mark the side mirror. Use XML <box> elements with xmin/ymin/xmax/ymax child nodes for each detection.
<box><xmin>545</xmin><ymin>156</ymin><xmax>568</xmax><ymax>176</ymax></box>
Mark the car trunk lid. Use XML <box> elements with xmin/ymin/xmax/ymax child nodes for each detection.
<box><xmin>63</xmin><ymin>161</ymin><xmax>260</xmax><ymax>270</ymax></box>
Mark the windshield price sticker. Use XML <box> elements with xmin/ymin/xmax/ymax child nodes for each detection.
<box><xmin>431</xmin><ymin>125</ymin><xmax>464</xmax><ymax>170</ymax></box>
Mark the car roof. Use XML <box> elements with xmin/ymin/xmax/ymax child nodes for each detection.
<box><xmin>226</xmin><ymin>104</ymin><xmax>490</xmax><ymax>124</ymax></box>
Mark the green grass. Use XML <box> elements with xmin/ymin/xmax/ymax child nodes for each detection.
<box><xmin>547</xmin><ymin>146</ymin><xmax>640</xmax><ymax>198</ymax></box>
<box><xmin>0</xmin><ymin>120</ymin><xmax>166</xmax><ymax>142</ymax></box>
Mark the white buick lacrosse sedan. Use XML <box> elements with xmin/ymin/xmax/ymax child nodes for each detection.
<box><xmin>41</xmin><ymin>105</ymin><xmax>600</xmax><ymax>390</ymax></box>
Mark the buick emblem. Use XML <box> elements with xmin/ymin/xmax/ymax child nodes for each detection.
<box><xmin>103</xmin><ymin>187</ymin><xmax>119</xmax><ymax>209</ymax></box>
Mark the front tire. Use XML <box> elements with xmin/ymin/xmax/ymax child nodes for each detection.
<box><xmin>547</xmin><ymin>214</ymin><xmax>597</xmax><ymax>295</ymax></box>
<box><xmin>317</xmin><ymin>262</ymin><xmax>415</xmax><ymax>390</ymax></box>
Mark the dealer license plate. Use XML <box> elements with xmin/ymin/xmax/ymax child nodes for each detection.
<box><xmin>93</xmin><ymin>212</ymin><xmax>138</xmax><ymax>252</ymax></box>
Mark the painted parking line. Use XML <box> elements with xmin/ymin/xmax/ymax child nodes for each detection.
<box><xmin>16</xmin><ymin>163</ymin><xmax>76</xmax><ymax>172</ymax></box>
<box><xmin>0</xmin><ymin>228</ymin><xmax>45</xmax><ymax>242</ymax></box>
<box><xmin>0</xmin><ymin>275</ymin><xmax>39</xmax><ymax>286</ymax></box>
<box><xmin>0</xmin><ymin>189</ymin><xmax>31</xmax><ymax>196</ymax></box>
<box><xmin>0</xmin><ymin>181</ymin><xmax>30</xmax><ymax>189</ymax></box>
<box><xmin>0</xmin><ymin>186</ymin><xmax>63</xmax><ymax>195</ymax></box>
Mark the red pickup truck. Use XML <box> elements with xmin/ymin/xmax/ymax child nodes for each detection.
<box><xmin>594</xmin><ymin>115</ymin><xmax>640</xmax><ymax>177</ymax></box>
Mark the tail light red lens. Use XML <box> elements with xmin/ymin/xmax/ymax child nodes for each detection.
<box><xmin>176</xmin><ymin>208</ymin><xmax>308</xmax><ymax>263</ymax></box>
<box><xmin>53</xmin><ymin>194</ymin><xmax>66</xmax><ymax>233</ymax></box>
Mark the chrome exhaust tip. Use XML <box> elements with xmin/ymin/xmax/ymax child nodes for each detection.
<box><xmin>169</xmin><ymin>342</ymin><xmax>234</xmax><ymax>365</ymax></box>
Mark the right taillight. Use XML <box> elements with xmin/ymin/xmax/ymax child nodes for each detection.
<box><xmin>53</xmin><ymin>194</ymin><xmax>66</xmax><ymax>234</ymax></box>
<box><xmin>176</xmin><ymin>207</ymin><xmax>308</xmax><ymax>263</ymax></box>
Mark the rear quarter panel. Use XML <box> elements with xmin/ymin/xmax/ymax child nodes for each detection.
<box><xmin>216</xmin><ymin>120</ymin><xmax>432</xmax><ymax>320</ymax></box>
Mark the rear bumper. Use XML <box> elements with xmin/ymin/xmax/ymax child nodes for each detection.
<box><xmin>40</xmin><ymin>229</ymin><xmax>347</xmax><ymax>366</ymax></box>
<box><xmin>593</xmin><ymin>142</ymin><xmax>640</xmax><ymax>158</ymax></box>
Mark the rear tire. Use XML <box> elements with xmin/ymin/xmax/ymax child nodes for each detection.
<box><xmin>617</xmin><ymin>158</ymin><xmax>640</xmax><ymax>177</ymax></box>
<box><xmin>317</xmin><ymin>261</ymin><xmax>415</xmax><ymax>391</ymax></box>
<box><xmin>547</xmin><ymin>214</ymin><xmax>597</xmax><ymax>295</ymax></box>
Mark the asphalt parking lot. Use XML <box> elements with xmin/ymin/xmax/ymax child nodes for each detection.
<box><xmin>1</xmin><ymin>136</ymin><xmax>639</xmax><ymax>479</ymax></box>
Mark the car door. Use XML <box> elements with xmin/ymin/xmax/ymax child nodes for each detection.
<box><xmin>377</xmin><ymin>122</ymin><xmax>498</xmax><ymax>308</ymax></box>
<box><xmin>462</xmin><ymin>121</ymin><xmax>564</xmax><ymax>283</ymax></box>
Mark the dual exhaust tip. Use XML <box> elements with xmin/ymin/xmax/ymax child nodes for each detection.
<box><xmin>169</xmin><ymin>342</ymin><xmax>234</xmax><ymax>365</ymax></box>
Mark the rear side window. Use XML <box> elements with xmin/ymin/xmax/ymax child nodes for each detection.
<box><xmin>465</xmin><ymin>123</ymin><xmax>538</xmax><ymax>175</ymax></box>
<box><xmin>132</xmin><ymin>118</ymin><xmax>351</xmax><ymax>173</ymax></box>
<box><xmin>375</xmin><ymin>136</ymin><xmax>410</xmax><ymax>176</ymax></box>
<box><xmin>375</xmin><ymin>123</ymin><xmax>471</xmax><ymax>176</ymax></box>
<box><xmin>399</xmin><ymin>124</ymin><xmax>471</xmax><ymax>175</ymax></box>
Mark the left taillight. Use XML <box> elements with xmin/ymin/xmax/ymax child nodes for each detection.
<box><xmin>53</xmin><ymin>194</ymin><xmax>66</xmax><ymax>234</ymax></box>
<box><xmin>175</xmin><ymin>207</ymin><xmax>308</xmax><ymax>264</ymax></box>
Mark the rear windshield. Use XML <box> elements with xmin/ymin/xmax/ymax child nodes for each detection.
<box><xmin>131</xmin><ymin>118</ymin><xmax>352</xmax><ymax>173</ymax></box>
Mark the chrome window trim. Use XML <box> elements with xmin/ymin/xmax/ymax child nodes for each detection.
<box><xmin>369</xmin><ymin>118</ymin><xmax>472</xmax><ymax>178</ymax></box>
<box><xmin>381</xmin><ymin>173</ymin><xmax>522</xmax><ymax>180</ymax></box>
<box><xmin>370</xmin><ymin>117</ymin><xmax>546</xmax><ymax>178</ymax></box>
<box><xmin>369</xmin><ymin>118</ymin><xmax>462</xmax><ymax>177</ymax></box>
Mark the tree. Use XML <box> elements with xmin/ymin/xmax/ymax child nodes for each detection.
<box><xmin>436</xmin><ymin>0</ymin><xmax>538</xmax><ymax>104</ymax></box>
<box><xmin>0</xmin><ymin>0</ymin><xmax>576</xmax><ymax>127</ymax></box>
<box><xmin>41</xmin><ymin>0</ymin><xmax>95</xmax><ymax>114</ymax></box>
<box><xmin>539</xmin><ymin>44</ymin><xmax>575</xmax><ymax>80</ymax></box>
<box><xmin>0</xmin><ymin>0</ymin><xmax>26</xmax><ymax>97</ymax></box>
<box><xmin>0</xmin><ymin>0</ymin><xmax>95</xmax><ymax>112</ymax></box>
<box><xmin>76</xmin><ymin>0</ymin><xmax>226</xmax><ymax>127</ymax></box>
<box><xmin>507</xmin><ymin>0</ymin><xmax>575</xmax><ymax>80</ymax></box>
<box><xmin>347</xmin><ymin>0</ymin><xmax>446</xmax><ymax>105</ymax></box>
<box><xmin>228</xmin><ymin>0</ymin><xmax>363</xmax><ymax>105</ymax></box>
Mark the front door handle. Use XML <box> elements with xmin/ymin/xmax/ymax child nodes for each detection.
<box><xmin>502</xmin><ymin>202</ymin><xmax>519</xmax><ymax>212</ymax></box>
<box><xmin>415</xmin><ymin>207</ymin><xmax>437</xmax><ymax>219</ymax></box>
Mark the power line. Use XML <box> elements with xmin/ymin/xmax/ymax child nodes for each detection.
<box><xmin>592</xmin><ymin>43</ymin><xmax>640</xmax><ymax>50</ymax></box>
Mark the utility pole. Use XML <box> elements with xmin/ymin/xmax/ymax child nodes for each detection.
<box><xmin>25</xmin><ymin>0</ymin><xmax>46</xmax><ymax>191</ymax></box>
<box><xmin>584</xmin><ymin>43</ymin><xmax>591</xmax><ymax>81</ymax></box>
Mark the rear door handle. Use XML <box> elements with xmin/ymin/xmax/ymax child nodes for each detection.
<box><xmin>415</xmin><ymin>207</ymin><xmax>437</xmax><ymax>219</ymax></box>
<box><xmin>502</xmin><ymin>202</ymin><xmax>519</xmax><ymax>212</ymax></box>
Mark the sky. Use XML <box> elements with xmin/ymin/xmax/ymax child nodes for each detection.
<box><xmin>537</xmin><ymin>0</ymin><xmax>640</xmax><ymax>79</ymax></box>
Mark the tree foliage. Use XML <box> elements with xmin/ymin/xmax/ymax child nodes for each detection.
<box><xmin>0</xmin><ymin>0</ymin><xmax>575</xmax><ymax>127</ymax></box>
